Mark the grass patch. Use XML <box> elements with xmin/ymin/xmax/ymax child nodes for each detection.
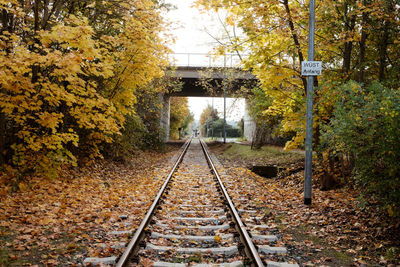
<box><xmin>0</xmin><ymin>228</ymin><xmax>25</xmax><ymax>267</ymax></box>
<box><xmin>218</xmin><ymin>143</ymin><xmax>304</xmax><ymax>166</ymax></box>
<box><xmin>0</xmin><ymin>228</ymin><xmax>86</xmax><ymax>267</ymax></box>
<box><xmin>0</xmin><ymin>249</ymin><xmax>10</xmax><ymax>267</ymax></box>
<box><xmin>0</xmin><ymin>244</ymin><xmax>28</xmax><ymax>267</ymax></box>
<box><xmin>286</xmin><ymin>224</ymin><xmax>354</xmax><ymax>266</ymax></box>
<box><xmin>274</xmin><ymin>212</ymin><xmax>287</xmax><ymax>225</ymax></box>
<box><xmin>172</xmin><ymin>253</ymin><xmax>203</xmax><ymax>263</ymax></box>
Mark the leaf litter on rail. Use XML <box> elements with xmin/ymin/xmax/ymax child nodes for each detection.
<box><xmin>0</xmin><ymin>149</ymin><xmax>179</xmax><ymax>265</ymax></box>
<box><xmin>213</xmin><ymin>162</ymin><xmax>400</xmax><ymax>265</ymax></box>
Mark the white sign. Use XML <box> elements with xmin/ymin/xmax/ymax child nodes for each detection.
<box><xmin>301</xmin><ymin>61</ymin><xmax>322</xmax><ymax>76</ymax></box>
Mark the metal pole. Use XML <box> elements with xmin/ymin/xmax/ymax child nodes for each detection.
<box><xmin>304</xmin><ymin>0</ymin><xmax>316</xmax><ymax>205</ymax></box>
<box><xmin>223</xmin><ymin>58</ymin><xmax>227</xmax><ymax>144</ymax></box>
<box><xmin>224</xmin><ymin>54</ymin><xmax>226</xmax><ymax>67</ymax></box>
<box><xmin>212</xmin><ymin>98</ymin><xmax>214</xmax><ymax>139</ymax></box>
<box><xmin>223</xmin><ymin>88</ymin><xmax>227</xmax><ymax>143</ymax></box>
<box><xmin>206</xmin><ymin>119</ymin><xmax>209</xmax><ymax>137</ymax></box>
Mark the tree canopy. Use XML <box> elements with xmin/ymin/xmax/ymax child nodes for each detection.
<box><xmin>196</xmin><ymin>0</ymin><xmax>400</xmax><ymax>215</ymax></box>
<box><xmin>0</xmin><ymin>0</ymin><xmax>172</xmax><ymax>175</ymax></box>
<box><xmin>199</xmin><ymin>104</ymin><xmax>219</xmax><ymax>136</ymax></box>
<box><xmin>170</xmin><ymin>97</ymin><xmax>194</xmax><ymax>140</ymax></box>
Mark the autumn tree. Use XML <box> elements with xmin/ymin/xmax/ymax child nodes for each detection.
<box><xmin>199</xmin><ymin>105</ymin><xmax>219</xmax><ymax>137</ymax></box>
<box><xmin>0</xmin><ymin>0</ymin><xmax>171</xmax><ymax>177</ymax></box>
<box><xmin>196</xmin><ymin>0</ymin><xmax>400</xmax><ymax>212</ymax></box>
<box><xmin>196</xmin><ymin>0</ymin><xmax>399</xmax><ymax>146</ymax></box>
<box><xmin>104</xmin><ymin>77</ymin><xmax>180</xmax><ymax>161</ymax></box>
<box><xmin>169</xmin><ymin>97</ymin><xmax>194</xmax><ymax>140</ymax></box>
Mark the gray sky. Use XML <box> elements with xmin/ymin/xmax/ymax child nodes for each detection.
<box><xmin>164</xmin><ymin>0</ymin><xmax>245</xmax><ymax>122</ymax></box>
<box><xmin>164</xmin><ymin>0</ymin><xmax>219</xmax><ymax>54</ymax></box>
<box><xmin>187</xmin><ymin>97</ymin><xmax>245</xmax><ymax>122</ymax></box>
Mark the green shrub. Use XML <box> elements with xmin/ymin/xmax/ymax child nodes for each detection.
<box><xmin>207</xmin><ymin>119</ymin><xmax>242</xmax><ymax>138</ymax></box>
<box><xmin>321</xmin><ymin>81</ymin><xmax>400</xmax><ymax>216</ymax></box>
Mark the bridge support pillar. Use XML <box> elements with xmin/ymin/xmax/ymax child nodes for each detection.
<box><xmin>159</xmin><ymin>94</ymin><xmax>170</xmax><ymax>142</ymax></box>
<box><xmin>244</xmin><ymin>99</ymin><xmax>256</xmax><ymax>142</ymax></box>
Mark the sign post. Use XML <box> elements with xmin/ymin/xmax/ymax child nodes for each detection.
<box><xmin>303</xmin><ymin>0</ymin><xmax>318</xmax><ymax>205</ymax></box>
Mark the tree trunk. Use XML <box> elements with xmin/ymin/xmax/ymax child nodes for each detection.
<box><xmin>342</xmin><ymin>2</ymin><xmax>356</xmax><ymax>80</ymax></box>
<box><xmin>34</xmin><ymin>0</ymin><xmax>40</xmax><ymax>32</ymax></box>
<box><xmin>0</xmin><ymin>9</ymin><xmax>11</xmax><ymax>164</ymax></box>
<box><xmin>281</xmin><ymin>0</ymin><xmax>307</xmax><ymax>94</ymax></box>
<box><xmin>0</xmin><ymin>112</ymin><xmax>5</xmax><ymax>165</ymax></box>
<box><xmin>342</xmin><ymin>41</ymin><xmax>353</xmax><ymax>78</ymax></box>
<box><xmin>358</xmin><ymin>0</ymin><xmax>369</xmax><ymax>84</ymax></box>
<box><xmin>320</xmin><ymin>149</ymin><xmax>339</xmax><ymax>190</ymax></box>
<box><xmin>378</xmin><ymin>24</ymin><xmax>389</xmax><ymax>81</ymax></box>
<box><xmin>1</xmin><ymin>9</ymin><xmax>8</xmax><ymax>33</ymax></box>
<box><xmin>378</xmin><ymin>0</ymin><xmax>395</xmax><ymax>81</ymax></box>
<box><xmin>32</xmin><ymin>0</ymin><xmax>42</xmax><ymax>83</ymax></box>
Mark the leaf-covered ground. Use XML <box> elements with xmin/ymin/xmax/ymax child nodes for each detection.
<box><xmin>209</xmin><ymin>142</ymin><xmax>400</xmax><ymax>266</ymax></box>
<box><xmin>0</xmin><ymin>146</ymin><xmax>181</xmax><ymax>266</ymax></box>
<box><xmin>1</xmin><ymin>141</ymin><xmax>399</xmax><ymax>266</ymax></box>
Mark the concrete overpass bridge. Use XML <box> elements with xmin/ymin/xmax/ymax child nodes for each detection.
<box><xmin>167</xmin><ymin>66</ymin><xmax>256</xmax><ymax>97</ymax></box>
<box><xmin>160</xmin><ymin>53</ymin><xmax>258</xmax><ymax>141</ymax></box>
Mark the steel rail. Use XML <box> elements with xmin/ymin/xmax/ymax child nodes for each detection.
<box><xmin>116</xmin><ymin>138</ymin><xmax>192</xmax><ymax>267</ymax></box>
<box><xmin>199</xmin><ymin>139</ymin><xmax>264</xmax><ymax>267</ymax></box>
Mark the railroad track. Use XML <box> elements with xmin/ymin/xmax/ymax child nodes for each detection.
<box><xmin>84</xmin><ymin>138</ymin><xmax>299</xmax><ymax>267</ymax></box>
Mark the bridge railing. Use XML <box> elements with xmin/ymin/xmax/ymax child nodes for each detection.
<box><xmin>169</xmin><ymin>53</ymin><xmax>245</xmax><ymax>68</ymax></box>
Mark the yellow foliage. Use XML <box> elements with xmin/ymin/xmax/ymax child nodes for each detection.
<box><xmin>170</xmin><ymin>98</ymin><xmax>192</xmax><ymax>140</ymax></box>
<box><xmin>196</xmin><ymin>0</ymin><xmax>389</xmax><ymax>149</ymax></box>
<box><xmin>0</xmin><ymin>0</ymin><xmax>171</xmax><ymax>175</ymax></box>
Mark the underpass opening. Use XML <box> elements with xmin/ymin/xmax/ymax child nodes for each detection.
<box><xmin>162</xmin><ymin>64</ymin><xmax>259</xmax><ymax>142</ymax></box>
<box><xmin>167</xmin><ymin>96</ymin><xmax>246</xmax><ymax>142</ymax></box>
